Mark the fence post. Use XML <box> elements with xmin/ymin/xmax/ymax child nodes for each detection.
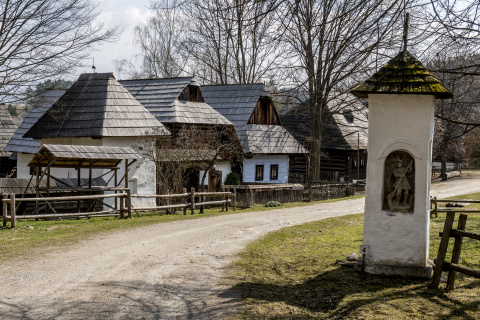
<box><xmin>233</xmin><ymin>188</ymin><xmax>236</xmax><ymax>211</ymax></box>
<box><xmin>10</xmin><ymin>194</ymin><xmax>16</xmax><ymax>228</ymax></box>
<box><xmin>431</xmin><ymin>211</ymin><xmax>456</xmax><ymax>289</ymax></box>
<box><xmin>119</xmin><ymin>194</ymin><xmax>125</xmax><ymax>218</ymax></box>
<box><xmin>3</xmin><ymin>194</ymin><xmax>7</xmax><ymax>228</ymax></box>
<box><xmin>225</xmin><ymin>193</ymin><xmax>228</xmax><ymax>212</ymax></box>
<box><xmin>190</xmin><ymin>188</ymin><xmax>195</xmax><ymax>214</ymax></box>
<box><xmin>446</xmin><ymin>214</ymin><xmax>468</xmax><ymax>292</ymax></box>
<box><xmin>182</xmin><ymin>188</ymin><xmax>187</xmax><ymax>215</ymax></box>
<box><xmin>126</xmin><ymin>189</ymin><xmax>132</xmax><ymax>219</ymax></box>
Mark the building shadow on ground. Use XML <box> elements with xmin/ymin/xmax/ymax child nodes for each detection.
<box><xmin>221</xmin><ymin>266</ymin><xmax>480</xmax><ymax>319</ymax></box>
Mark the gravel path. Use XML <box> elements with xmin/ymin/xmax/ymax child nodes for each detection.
<box><xmin>1</xmin><ymin>173</ymin><xmax>479</xmax><ymax>320</ymax></box>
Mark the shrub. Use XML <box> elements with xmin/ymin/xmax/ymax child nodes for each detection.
<box><xmin>265</xmin><ymin>201</ymin><xmax>283</xmax><ymax>207</ymax></box>
<box><xmin>224</xmin><ymin>172</ymin><xmax>241</xmax><ymax>185</ymax></box>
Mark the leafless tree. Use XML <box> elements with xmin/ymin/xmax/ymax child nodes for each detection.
<box><xmin>280</xmin><ymin>0</ymin><xmax>406</xmax><ymax>182</ymax></box>
<box><xmin>0</xmin><ymin>0</ymin><xmax>119</xmax><ymax>104</ymax></box>
<box><xmin>184</xmin><ymin>0</ymin><xmax>284</xmax><ymax>84</ymax></box>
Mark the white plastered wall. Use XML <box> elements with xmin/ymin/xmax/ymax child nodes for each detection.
<box><xmin>243</xmin><ymin>155</ymin><xmax>289</xmax><ymax>184</ymax></box>
<box><xmin>199</xmin><ymin>161</ymin><xmax>232</xmax><ymax>185</ymax></box>
<box><xmin>363</xmin><ymin>94</ymin><xmax>435</xmax><ymax>267</ymax></box>
<box><xmin>16</xmin><ymin>153</ymin><xmax>35</xmax><ymax>178</ymax></box>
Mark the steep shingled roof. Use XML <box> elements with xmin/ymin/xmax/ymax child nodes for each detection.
<box><xmin>24</xmin><ymin>73</ymin><xmax>170</xmax><ymax>139</ymax></box>
<box><xmin>0</xmin><ymin>105</ymin><xmax>17</xmax><ymax>157</ymax></box>
<box><xmin>120</xmin><ymin>78</ymin><xmax>232</xmax><ymax>125</ymax></box>
<box><xmin>201</xmin><ymin>84</ymin><xmax>267</xmax><ymax>127</ymax></box>
<box><xmin>280</xmin><ymin>93</ymin><xmax>368</xmax><ymax>151</ymax></box>
<box><xmin>202</xmin><ymin>84</ymin><xmax>308</xmax><ymax>155</ymax></box>
<box><xmin>351</xmin><ymin>50</ymin><xmax>452</xmax><ymax>99</ymax></box>
<box><xmin>5</xmin><ymin>90</ymin><xmax>65</xmax><ymax>154</ymax></box>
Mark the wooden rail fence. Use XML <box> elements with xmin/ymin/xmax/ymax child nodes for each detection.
<box><xmin>2</xmin><ymin>192</ymin><xmax>131</xmax><ymax>228</ymax></box>
<box><xmin>430</xmin><ymin>196</ymin><xmax>480</xmax><ymax>218</ymax></box>
<box><xmin>431</xmin><ymin>211</ymin><xmax>480</xmax><ymax>291</ymax></box>
<box><xmin>131</xmin><ymin>188</ymin><xmax>236</xmax><ymax>214</ymax></box>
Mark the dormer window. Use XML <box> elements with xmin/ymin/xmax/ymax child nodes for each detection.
<box><xmin>343</xmin><ymin>109</ymin><xmax>354</xmax><ymax>123</ymax></box>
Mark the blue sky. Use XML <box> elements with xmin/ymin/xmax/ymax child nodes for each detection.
<box><xmin>76</xmin><ymin>0</ymin><xmax>153</xmax><ymax>77</ymax></box>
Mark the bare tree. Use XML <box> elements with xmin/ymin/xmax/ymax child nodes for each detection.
<box><xmin>280</xmin><ymin>0</ymin><xmax>405</xmax><ymax>182</ymax></box>
<box><xmin>186</xmin><ymin>0</ymin><xmax>284</xmax><ymax>84</ymax></box>
<box><xmin>0</xmin><ymin>0</ymin><xmax>118</xmax><ymax>104</ymax></box>
<box><xmin>134</xmin><ymin>0</ymin><xmax>187</xmax><ymax>78</ymax></box>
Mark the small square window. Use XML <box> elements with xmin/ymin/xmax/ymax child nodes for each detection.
<box><xmin>270</xmin><ymin>164</ymin><xmax>278</xmax><ymax>180</ymax></box>
<box><xmin>255</xmin><ymin>165</ymin><xmax>264</xmax><ymax>181</ymax></box>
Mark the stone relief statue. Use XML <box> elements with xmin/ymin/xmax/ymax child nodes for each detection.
<box><xmin>383</xmin><ymin>152</ymin><xmax>415</xmax><ymax>213</ymax></box>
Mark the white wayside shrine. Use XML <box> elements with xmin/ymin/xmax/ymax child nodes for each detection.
<box><xmin>351</xmin><ymin>50</ymin><xmax>452</xmax><ymax>278</ymax></box>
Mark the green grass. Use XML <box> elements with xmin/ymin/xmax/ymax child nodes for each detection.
<box><xmin>230</xmin><ymin>201</ymin><xmax>480</xmax><ymax>319</ymax></box>
<box><xmin>0</xmin><ymin>195</ymin><xmax>362</xmax><ymax>264</ymax></box>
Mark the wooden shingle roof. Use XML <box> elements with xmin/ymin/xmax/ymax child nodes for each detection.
<box><xmin>201</xmin><ymin>84</ymin><xmax>266</xmax><ymax>127</ymax></box>
<box><xmin>120</xmin><ymin>78</ymin><xmax>232</xmax><ymax>125</ymax></box>
<box><xmin>24</xmin><ymin>73</ymin><xmax>169</xmax><ymax>139</ymax></box>
<box><xmin>280</xmin><ymin>94</ymin><xmax>368</xmax><ymax>151</ymax></box>
<box><xmin>0</xmin><ymin>105</ymin><xmax>18</xmax><ymax>157</ymax></box>
<box><xmin>351</xmin><ymin>50</ymin><xmax>453</xmax><ymax>99</ymax></box>
<box><xmin>237</xmin><ymin>124</ymin><xmax>308</xmax><ymax>154</ymax></box>
<box><xmin>202</xmin><ymin>84</ymin><xmax>307</xmax><ymax>155</ymax></box>
<box><xmin>5</xmin><ymin>90</ymin><xmax>65</xmax><ymax>154</ymax></box>
<box><xmin>29</xmin><ymin>144</ymin><xmax>141</xmax><ymax>168</ymax></box>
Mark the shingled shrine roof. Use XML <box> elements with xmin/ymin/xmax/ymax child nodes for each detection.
<box><xmin>24</xmin><ymin>73</ymin><xmax>170</xmax><ymax>139</ymax></box>
<box><xmin>0</xmin><ymin>105</ymin><xmax>18</xmax><ymax>157</ymax></box>
<box><xmin>120</xmin><ymin>77</ymin><xmax>232</xmax><ymax>125</ymax></box>
<box><xmin>351</xmin><ymin>50</ymin><xmax>453</xmax><ymax>99</ymax></box>
<box><xmin>5</xmin><ymin>89</ymin><xmax>65</xmax><ymax>154</ymax></box>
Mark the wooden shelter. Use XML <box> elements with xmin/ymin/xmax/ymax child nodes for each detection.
<box><xmin>0</xmin><ymin>105</ymin><xmax>18</xmax><ymax>177</ymax></box>
<box><xmin>280</xmin><ymin>93</ymin><xmax>368</xmax><ymax>183</ymax></box>
<box><xmin>23</xmin><ymin>144</ymin><xmax>140</xmax><ymax>215</ymax></box>
<box><xmin>201</xmin><ymin>84</ymin><xmax>308</xmax><ymax>184</ymax></box>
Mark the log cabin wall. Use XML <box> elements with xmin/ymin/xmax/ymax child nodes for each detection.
<box><xmin>289</xmin><ymin>149</ymin><xmax>366</xmax><ymax>183</ymax></box>
<box><xmin>247</xmin><ymin>97</ymin><xmax>281</xmax><ymax>125</ymax></box>
<box><xmin>178</xmin><ymin>84</ymin><xmax>205</xmax><ymax>102</ymax></box>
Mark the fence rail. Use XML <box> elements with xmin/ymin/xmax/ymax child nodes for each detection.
<box><xmin>430</xmin><ymin>196</ymin><xmax>480</xmax><ymax>218</ymax></box>
<box><xmin>2</xmin><ymin>192</ymin><xmax>131</xmax><ymax>228</ymax></box>
<box><xmin>131</xmin><ymin>188</ymin><xmax>235</xmax><ymax>214</ymax></box>
<box><xmin>431</xmin><ymin>211</ymin><xmax>480</xmax><ymax>291</ymax></box>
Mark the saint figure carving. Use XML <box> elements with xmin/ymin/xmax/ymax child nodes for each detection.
<box><xmin>390</xmin><ymin>159</ymin><xmax>413</xmax><ymax>206</ymax></box>
<box><xmin>383</xmin><ymin>152</ymin><xmax>415</xmax><ymax>213</ymax></box>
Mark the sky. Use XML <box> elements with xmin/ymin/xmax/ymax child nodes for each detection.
<box><xmin>75</xmin><ymin>0</ymin><xmax>154</xmax><ymax>78</ymax></box>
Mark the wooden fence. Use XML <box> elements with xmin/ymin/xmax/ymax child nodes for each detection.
<box><xmin>305</xmin><ymin>183</ymin><xmax>349</xmax><ymax>201</ymax></box>
<box><xmin>222</xmin><ymin>184</ymin><xmax>303</xmax><ymax>208</ymax></box>
<box><xmin>2</xmin><ymin>192</ymin><xmax>131</xmax><ymax>228</ymax></box>
<box><xmin>131</xmin><ymin>188</ymin><xmax>235</xmax><ymax>214</ymax></box>
<box><xmin>430</xmin><ymin>197</ymin><xmax>480</xmax><ymax>218</ymax></box>
<box><xmin>431</xmin><ymin>211</ymin><xmax>480</xmax><ymax>291</ymax></box>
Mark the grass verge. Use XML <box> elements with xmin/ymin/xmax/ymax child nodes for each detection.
<box><xmin>0</xmin><ymin>195</ymin><xmax>363</xmax><ymax>265</ymax></box>
<box><xmin>230</xmin><ymin>197</ymin><xmax>480</xmax><ymax>319</ymax></box>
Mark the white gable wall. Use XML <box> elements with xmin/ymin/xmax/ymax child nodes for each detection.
<box><xmin>243</xmin><ymin>155</ymin><xmax>289</xmax><ymax>183</ymax></box>
<box><xmin>16</xmin><ymin>153</ymin><xmax>35</xmax><ymax>178</ymax></box>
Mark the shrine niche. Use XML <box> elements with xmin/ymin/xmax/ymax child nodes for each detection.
<box><xmin>383</xmin><ymin>151</ymin><xmax>415</xmax><ymax>213</ymax></box>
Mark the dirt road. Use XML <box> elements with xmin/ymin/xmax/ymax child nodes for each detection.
<box><xmin>1</xmin><ymin>174</ymin><xmax>479</xmax><ymax>320</ymax></box>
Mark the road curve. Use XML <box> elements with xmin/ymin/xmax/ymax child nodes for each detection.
<box><xmin>0</xmin><ymin>173</ymin><xmax>479</xmax><ymax>320</ymax></box>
